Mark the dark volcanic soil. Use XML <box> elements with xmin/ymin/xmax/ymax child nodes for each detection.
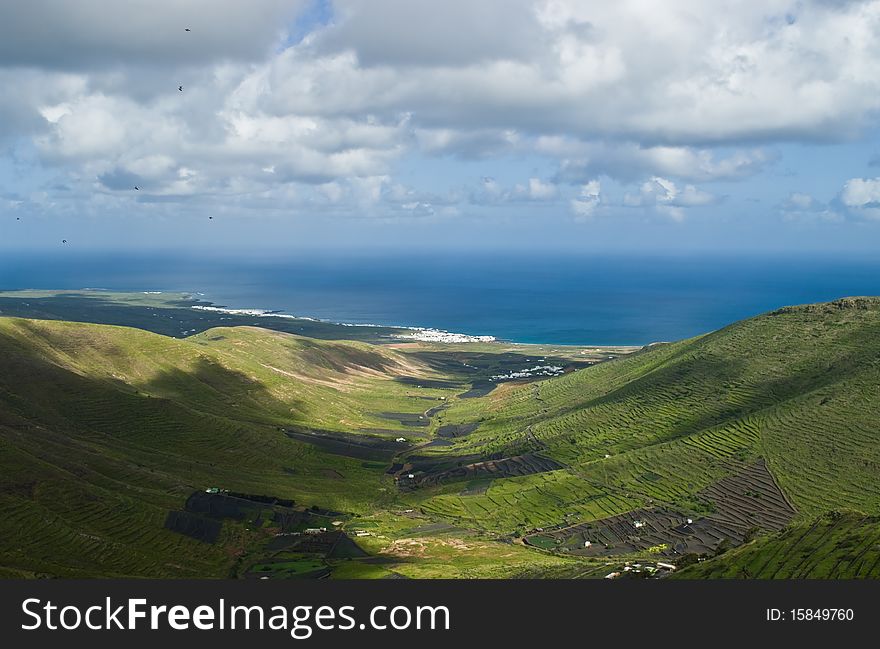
<box><xmin>284</xmin><ymin>427</ymin><xmax>409</xmax><ymax>460</ymax></box>
<box><xmin>525</xmin><ymin>460</ymin><xmax>796</xmax><ymax>558</ymax></box>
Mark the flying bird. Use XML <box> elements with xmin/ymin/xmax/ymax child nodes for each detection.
<box><xmin>185</xmin><ymin>28</ymin><xmax>191</xmax><ymax>32</ymax></box>
<box><xmin>62</xmin><ymin>239</ymin><xmax>67</xmax><ymax>244</ymax></box>
<box><xmin>208</xmin><ymin>216</ymin><xmax>213</xmax><ymax>220</ymax></box>
<box><xmin>134</xmin><ymin>186</ymin><xmax>139</xmax><ymax>191</ymax></box>
<box><xmin>178</xmin><ymin>86</ymin><xmax>183</xmax><ymax>92</ymax></box>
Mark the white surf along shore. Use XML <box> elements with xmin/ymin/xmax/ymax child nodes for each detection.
<box><xmin>189</xmin><ymin>304</ymin><xmax>496</xmax><ymax>344</ymax></box>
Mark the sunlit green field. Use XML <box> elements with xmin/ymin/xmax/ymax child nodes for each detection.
<box><xmin>1</xmin><ymin>291</ymin><xmax>879</xmax><ymax>578</ymax></box>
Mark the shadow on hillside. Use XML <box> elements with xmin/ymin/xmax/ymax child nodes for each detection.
<box><xmin>497</xmin><ymin>346</ymin><xmax>755</xmax><ymax>449</ymax></box>
<box><xmin>11</xmin><ymin>317</ymin><xmax>129</xmax><ymax>360</ymax></box>
<box><xmin>513</xmin><ymin>328</ymin><xmax>879</xmax><ymax>455</ymax></box>
<box><xmin>142</xmin><ymin>356</ymin><xmax>312</xmax><ymax>425</ymax></box>
<box><xmin>293</xmin><ymin>337</ymin><xmax>397</xmax><ymax>374</ymax></box>
<box><xmin>748</xmin><ymin>342</ymin><xmax>872</xmax><ymax>407</ymax></box>
<box><xmin>0</xmin><ymin>324</ymin><xmax>313</xmax><ymax>429</ymax></box>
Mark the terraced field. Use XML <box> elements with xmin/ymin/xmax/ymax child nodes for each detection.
<box><xmin>524</xmin><ymin>461</ymin><xmax>796</xmax><ymax>557</ymax></box>
<box><xmin>434</xmin><ymin>299</ymin><xmax>878</xmax><ymax>499</ymax></box>
<box><xmin>1</xmin><ymin>294</ymin><xmax>880</xmax><ymax>578</ymax></box>
<box><xmin>674</xmin><ymin>512</ymin><xmax>880</xmax><ymax>579</ymax></box>
<box><xmin>0</xmin><ymin>304</ymin><xmax>611</xmax><ymax>578</ymax></box>
<box><xmin>421</xmin><ymin>470</ymin><xmax>641</xmax><ymax>533</ymax></box>
<box><xmin>398</xmin><ymin>453</ymin><xmax>565</xmax><ymax>491</ymax></box>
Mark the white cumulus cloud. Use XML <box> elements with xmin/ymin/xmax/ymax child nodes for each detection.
<box><xmin>569</xmin><ymin>180</ymin><xmax>601</xmax><ymax>218</ymax></box>
<box><xmin>3</xmin><ymin>1</ymin><xmax>880</xmax><ymax>223</ymax></box>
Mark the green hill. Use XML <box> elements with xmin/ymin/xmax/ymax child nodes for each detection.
<box><xmin>0</xmin><ymin>319</ymin><xmax>422</xmax><ymax>577</ymax></box>
<box><xmin>0</xmin><ymin>316</ymin><xmax>593</xmax><ymax>578</ymax></box>
<box><xmin>673</xmin><ymin>512</ymin><xmax>880</xmax><ymax>579</ymax></box>
<box><xmin>1</xmin><ymin>296</ymin><xmax>879</xmax><ymax>578</ymax></box>
<box><xmin>419</xmin><ymin>298</ymin><xmax>880</xmax><ymax>536</ymax></box>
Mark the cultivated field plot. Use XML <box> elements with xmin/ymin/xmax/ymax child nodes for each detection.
<box><xmin>393</xmin><ymin>376</ymin><xmax>461</xmax><ymax>389</ymax></box>
<box><xmin>676</xmin><ymin>512</ymin><xmax>880</xmax><ymax>579</ymax></box>
<box><xmin>283</xmin><ymin>427</ymin><xmax>410</xmax><ymax>461</ymax></box>
<box><xmin>699</xmin><ymin>460</ymin><xmax>796</xmax><ymax>532</ymax></box>
<box><xmin>458</xmin><ymin>381</ymin><xmax>497</xmax><ymax>398</ymax></box>
<box><xmin>265</xmin><ymin>530</ymin><xmax>366</xmax><ymax>557</ymax></box>
<box><xmin>526</xmin><ymin>460</ymin><xmax>796</xmax><ymax>557</ymax></box>
<box><xmin>437</xmin><ymin>422</ymin><xmax>480</xmax><ymax>438</ymax></box>
<box><xmin>163</xmin><ymin>511</ymin><xmax>222</xmax><ymax>543</ymax></box>
<box><xmin>246</xmin><ymin>531</ymin><xmax>369</xmax><ymax>579</ymax></box>
<box><xmin>399</xmin><ymin>453</ymin><xmax>565</xmax><ymax>490</ymax></box>
<box><xmin>375</xmin><ymin>411</ymin><xmax>431</xmax><ymax>427</ymax></box>
<box><xmin>421</xmin><ymin>469</ymin><xmax>641</xmax><ymax>533</ymax></box>
<box><xmin>165</xmin><ymin>490</ymin><xmax>304</xmax><ymax>544</ymax></box>
<box><xmin>245</xmin><ymin>556</ymin><xmax>331</xmax><ymax>580</ymax></box>
<box><xmin>185</xmin><ymin>491</ymin><xmax>295</xmax><ymax>519</ymax></box>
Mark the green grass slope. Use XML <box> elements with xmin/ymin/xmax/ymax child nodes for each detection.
<box><xmin>1</xmin><ymin>296</ymin><xmax>879</xmax><ymax>578</ymax></box>
<box><xmin>673</xmin><ymin>512</ymin><xmax>880</xmax><ymax>579</ymax></box>
<box><xmin>418</xmin><ymin>298</ymin><xmax>880</xmax><ymax>540</ymax></box>
<box><xmin>0</xmin><ymin>318</ymin><xmax>435</xmax><ymax>577</ymax></box>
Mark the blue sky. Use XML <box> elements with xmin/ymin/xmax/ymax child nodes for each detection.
<box><xmin>2</xmin><ymin>0</ymin><xmax>880</xmax><ymax>254</ymax></box>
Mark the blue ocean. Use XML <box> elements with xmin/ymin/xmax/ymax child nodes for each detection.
<box><xmin>1</xmin><ymin>251</ymin><xmax>879</xmax><ymax>345</ymax></box>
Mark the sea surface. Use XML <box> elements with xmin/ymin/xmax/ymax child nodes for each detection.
<box><xmin>1</xmin><ymin>251</ymin><xmax>879</xmax><ymax>345</ymax></box>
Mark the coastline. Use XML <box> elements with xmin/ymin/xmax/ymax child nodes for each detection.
<box><xmin>3</xmin><ymin>286</ymin><xmax>642</xmax><ymax>348</ymax></box>
<box><xmin>190</xmin><ymin>302</ymin><xmax>498</xmax><ymax>344</ymax></box>
<box><xmin>184</xmin><ymin>295</ymin><xmax>637</xmax><ymax>348</ymax></box>
<box><xmin>5</xmin><ymin>251</ymin><xmax>879</xmax><ymax>347</ymax></box>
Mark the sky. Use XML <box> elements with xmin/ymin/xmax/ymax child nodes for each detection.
<box><xmin>1</xmin><ymin>0</ymin><xmax>880</xmax><ymax>254</ymax></box>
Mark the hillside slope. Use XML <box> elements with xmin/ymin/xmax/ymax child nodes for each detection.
<box><xmin>1</xmin><ymin>297</ymin><xmax>879</xmax><ymax>578</ymax></box>
<box><xmin>0</xmin><ymin>319</ymin><xmax>437</xmax><ymax>577</ymax></box>
<box><xmin>673</xmin><ymin>512</ymin><xmax>880</xmax><ymax>579</ymax></box>
<box><xmin>0</xmin><ymin>316</ymin><xmax>588</xmax><ymax>579</ymax></box>
<box><xmin>417</xmin><ymin>298</ymin><xmax>880</xmax><ymax>549</ymax></box>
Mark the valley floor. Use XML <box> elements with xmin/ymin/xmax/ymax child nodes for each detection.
<box><xmin>1</xmin><ymin>291</ymin><xmax>878</xmax><ymax>579</ymax></box>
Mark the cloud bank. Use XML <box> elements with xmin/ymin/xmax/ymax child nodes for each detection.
<box><xmin>2</xmin><ymin>0</ymin><xmax>880</xmax><ymax>232</ymax></box>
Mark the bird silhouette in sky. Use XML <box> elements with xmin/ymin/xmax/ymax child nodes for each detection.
<box><xmin>185</xmin><ymin>28</ymin><xmax>191</xmax><ymax>32</ymax></box>
<box><xmin>178</xmin><ymin>85</ymin><xmax>183</xmax><ymax>92</ymax></box>
<box><xmin>209</xmin><ymin>216</ymin><xmax>213</xmax><ymax>220</ymax></box>
<box><xmin>134</xmin><ymin>186</ymin><xmax>139</xmax><ymax>190</ymax></box>
<box><xmin>62</xmin><ymin>239</ymin><xmax>67</xmax><ymax>244</ymax></box>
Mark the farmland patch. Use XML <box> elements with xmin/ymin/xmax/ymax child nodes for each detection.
<box><xmin>399</xmin><ymin>453</ymin><xmax>564</xmax><ymax>490</ymax></box>
<box><xmin>437</xmin><ymin>422</ymin><xmax>480</xmax><ymax>438</ymax></box>
<box><xmin>163</xmin><ymin>511</ymin><xmax>222</xmax><ymax>544</ymax></box>
<box><xmin>525</xmin><ymin>460</ymin><xmax>796</xmax><ymax>558</ymax></box>
<box><xmin>283</xmin><ymin>427</ymin><xmax>408</xmax><ymax>461</ymax></box>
